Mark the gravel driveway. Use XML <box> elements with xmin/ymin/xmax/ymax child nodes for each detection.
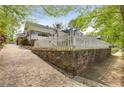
<box><xmin>0</xmin><ymin>44</ymin><xmax>86</xmax><ymax>87</ymax></box>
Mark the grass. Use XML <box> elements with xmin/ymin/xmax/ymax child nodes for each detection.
<box><xmin>111</xmin><ymin>48</ymin><xmax>119</xmax><ymax>54</ymax></box>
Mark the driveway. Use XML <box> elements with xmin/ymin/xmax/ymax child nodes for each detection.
<box><xmin>0</xmin><ymin>44</ymin><xmax>86</xmax><ymax>87</ymax></box>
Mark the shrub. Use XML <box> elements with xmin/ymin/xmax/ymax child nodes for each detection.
<box><xmin>111</xmin><ymin>48</ymin><xmax>119</xmax><ymax>54</ymax></box>
<box><xmin>20</xmin><ymin>37</ymin><xmax>29</xmax><ymax>46</ymax></box>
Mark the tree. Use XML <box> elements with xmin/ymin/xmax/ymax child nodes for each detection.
<box><xmin>41</xmin><ymin>5</ymin><xmax>74</xmax><ymax>17</ymax></box>
<box><xmin>0</xmin><ymin>5</ymin><xmax>31</xmax><ymax>43</ymax></box>
<box><xmin>85</xmin><ymin>31</ymin><xmax>98</xmax><ymax>37</ymax></box>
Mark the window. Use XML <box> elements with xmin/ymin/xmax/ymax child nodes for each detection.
<box><xmin>38</xmin><ymin>32</ymin><xmax>51</xmax><ymax>37</ymax></box>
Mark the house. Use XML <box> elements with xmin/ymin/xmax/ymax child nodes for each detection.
<box><xmin>16</xmin><ymin>21</ymin><xmax>67</xmax><ymax>46</ymax></box>
<box><xmin>16</xmin><ymin>21</ymin><xmax>111</xmax><ymax>49</ymax></box>
<box><xmin>24</xmin><ymin>22</ymin><xmax>53</xmax><ymax>46</ymax></box>
<box><xmin>25</xmin><ymin>22</ymin><xmax>70</xmax><ymax>46</ymax></box>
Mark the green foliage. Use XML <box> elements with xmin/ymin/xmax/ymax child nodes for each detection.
<box><xmin>20</xmin><ymin>37</ymin><xmax>29</xmax><ymax>46</ymax></box>
<box><xmin>111</xmin><ymin>48</ymin><xmax>119</xmax><ymax>54</ymax></box>
<box><xmin>85</xmin><ymin>31</ymin><xmax>98</xmax><ymax>36</ymax></box>
<box><xmin>0</xmin><ymin>5</ymin><xmax>31</xmax><ymax>43</ymax></box>
<box><xmin>41</xmin><ymin>6</ymin><xmax>74</xmax><ymax>17</ymax></box>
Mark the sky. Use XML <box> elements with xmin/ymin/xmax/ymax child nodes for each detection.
<box><xmin>27</xmin><ymin>6</ymin><xmax>80</xmax><ymax>27</ymax></box>
<box><xmin>27</xmin><ymin>5</ymin><xmax>98</xmax><ymax>27</ymax></box>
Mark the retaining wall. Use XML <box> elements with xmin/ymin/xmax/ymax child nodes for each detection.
<box><xmin>32</xmin><ymin>48</ymin><xmax>111</xmax><ymax>75</ymax></box>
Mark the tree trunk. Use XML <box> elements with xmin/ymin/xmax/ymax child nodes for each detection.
<box><xmin>119</xmin><ymin>5</ymin><xmax>124</xmax><ymax>51</ymax></box>
<box><xmin>120</xmin><ymin>5</ymin><xmax>124</xmax><ymax>22</ymax></box>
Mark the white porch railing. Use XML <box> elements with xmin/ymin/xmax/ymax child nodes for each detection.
<box><xmin>34</xmin><ymin>34</ymin><xmax>110</xmax><ymax>50</ymax></box>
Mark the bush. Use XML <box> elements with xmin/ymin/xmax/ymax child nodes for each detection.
<box><xmin>111</xmin><ymin>48</ymin><xmax>119</xmax><ymax>54</ymax></box>
<box><xmin>20</xmin><ymin>37</ymin><xmax>29</xmax><ymax>46</ymax></box>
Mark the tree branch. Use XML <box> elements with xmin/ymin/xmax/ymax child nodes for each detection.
<box><xmin>41</xmin><ymin>6</ymin><xmax>55</xmax><ymax>16</ymax></box>
<box><xmin>81</xmin><ymin>12</ymin><xmax>121</xmax><ymax>19</ymax></box>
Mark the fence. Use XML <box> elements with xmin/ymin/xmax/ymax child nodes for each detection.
<box><xmin>34</xmin><ymin>34</ymin><xmax>110</xmax><ymax>50</ymax></box>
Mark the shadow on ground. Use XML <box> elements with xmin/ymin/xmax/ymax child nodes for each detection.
<box><xmin>80</xmin><ymin>55</ymin><xmax>124</xmax><ymax>87</ymax></box>
<box><xmin>80</xmin><ymin>56</ymin><xmax>117</xmax><ymax>84</ymax></box>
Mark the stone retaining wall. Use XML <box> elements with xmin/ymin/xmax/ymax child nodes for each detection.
<box><xmin>32</xmin><ymin>48</ymin><xmax>111</xmax><ymax>75</ymax></box>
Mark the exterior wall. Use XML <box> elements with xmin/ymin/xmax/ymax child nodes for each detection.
<box><xmin>34</xmin><ymin>39</ymin><xmax>52</xmax><ymax>48</ymax></box>
<box><xmin>32</xmin><ymin>48</ymin><xmax>111</xmax><ymax>75</ymax></box>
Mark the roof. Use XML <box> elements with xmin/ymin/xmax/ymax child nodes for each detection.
<box><xmin>24</xmin><ymin>21</ymin><xmax>55</xmax><ymax>34</ymax></box>
<box><xmin>26</xmin><ymin>21</ymin><xmax>54</xmax><ymax>30</ymax></box>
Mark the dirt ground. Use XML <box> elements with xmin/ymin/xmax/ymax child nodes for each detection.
<box><xmin>81</xmin><ymin>51</ymin><xmax>124</xmax><ymax>87</ymax></box>
<box><xmin>0</xmin><ymin>44</ymin><xmax>86</xmax><ymax>87</ymax></box>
